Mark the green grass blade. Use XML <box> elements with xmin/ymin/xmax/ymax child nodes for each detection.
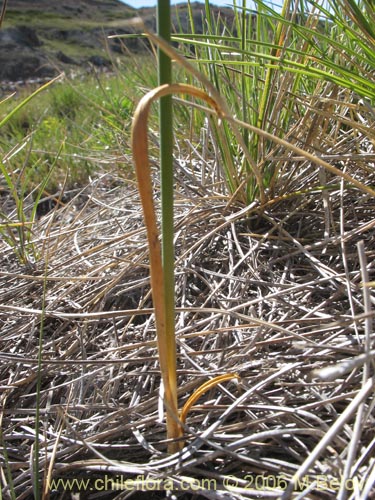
<box><xmin>257</xmin><ymin>0</ymin><xmax>291</xmax><ymax>132</ymax></box>
<box><xmin>0</xmin><ymin>76</ymin><xmax>61</xmax><ymax>129</ymax></box>
<box><xmin>29</xmin><ymin>141</ymin><xmax>65</xmax><ymax>225</ymax></box>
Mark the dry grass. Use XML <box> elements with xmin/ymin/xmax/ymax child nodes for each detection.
<box><xmin>1</xmin><ymin>138</ymin><xmax>375</xmax><ymax>499</ymax></box>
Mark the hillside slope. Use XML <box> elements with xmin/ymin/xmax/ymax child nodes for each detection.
<box><xmin>0</xmin><ymin>0</ymin><xmax>235</xmax><ymax>82</ymax></box>
<box><xmin>0</xmin><ymin>0</ymin><xmax>139</xmax><ymax>81</ymax></box>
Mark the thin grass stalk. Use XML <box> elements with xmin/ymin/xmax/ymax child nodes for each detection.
<box><xmin>143</xmin><ymin>27</ymin><xmax>265</xmax><ymax>204</ymax></box>
<box><xmin>228</xmin><ymin>114</ymin><xmax>375</xmax><ymax>197</ymax></box>
<box><xmin>144</xmin><ymin>27</ymin><xmax>375</xmax><ymax>200</ymax></box>
<box><xmin>280</xmin><ymin>376</ymin><xmax>375</xmax><ymax>500</ymax></box>
<box><xmin>256</xmin><ymin>0</ymin><xmax>291</xmax><ymax>133</ymax></box>
<box><xmin>180</xmin><ymin>373</ymin><xmax>239</xmax><ymax>426</ymax></box>
<box><xmin>254</xmin><ymin>0</ymin><xmax>293</xmax><ymax>187</ymax></box>
<box><xmin>204</xmin><ymin>0</ymin><xmax>220</xmax><ymax>91</ymax></box>
<box><xmin>336</xmin><ymin>0</ymin><xmax>375</xmax><ymax>45</ymax></box>
<box><xmin>157</xmin><ymin>0</ymin><xmax>179</xmax><ymax>453</ymax></box>
<box><xmin>131</xmin><ymin>83</ymin><xmax>223</xmax><ymax>454</ymax></box>
<box><xmin>237</xmin><ymin>0</ymin><xmax>254</xmax><ymax>201</ymax></box>
<box><xmin>0</xmin><ymin>76</ymin><xmax>61</xmax><ymax>262</ymax></box>
<box><xmin>201</xmin><ymin>1</ymin><xmax>249</xmax><ymax>199</ymax></box>
<box><xmin>132</xmin><ymin>78</ymin><xmax>375</xmax><ymax>463</ymax></box>
<box><xmin>0</xmin><ymin>144</ymin><xmax>62</xmax><ymax>264</ymax></box>
<box><xmin>0</xmin><ymin>408</ymin><xmax>16</xmax><ymax>499</ymax></box>
<box><xmin>0</xmin><ymin>76</ymin><xmax>61</xmax><ymax>129</ymax></box>
<box><xmin>33</xmin><ymin>262</ymin><xmax>49</xmax><ymax>499</ymax></box>
<box><xmin>338</xmin><ymin>241</ymin><xmax>374</xmax><ymax>499</ymax></box>
<box><xmin>240</xmin><ymin>0</ymin><xmax>248</xmax><ymax>139</ymax></box>
<box><xmin>0</xmin><ymin>0</ymin><xmax>7</xmax><ymax>28</ymax></box>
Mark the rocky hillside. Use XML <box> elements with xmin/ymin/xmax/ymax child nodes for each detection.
<box><xmin>0</xmin><ymin>0</ymin><xmax>235</xmax><ymax>82</ymax></box>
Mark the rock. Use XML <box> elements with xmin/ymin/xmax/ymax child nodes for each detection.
<box><xmin>0</xmin><ymin>52</ymin><xmax>56</xmax><ymax>81</ymax></box>
<box><xmin>0</xmin><ymin>26</ymin><xmax>42</xmax><ymax>48</ymax></box>
<box><xmin>56</xmin><ymin>51</ymin><xmax>77</xmax><ymax>65</ymax></box>
<box><xmin>88</xmin><ymin>55</ymin><xmax>110</xmax><ymax>67</ymax></box>
<box><xmin>0</xmin><ymin>26</ymin><xmax>55</xmax><ymax>81</ymax></box>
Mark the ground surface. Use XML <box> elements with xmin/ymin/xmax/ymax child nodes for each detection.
<box><xmin>1</xmin><ymin>161</ymin><xmax>375</xmax><ymax>499</ymax></box>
